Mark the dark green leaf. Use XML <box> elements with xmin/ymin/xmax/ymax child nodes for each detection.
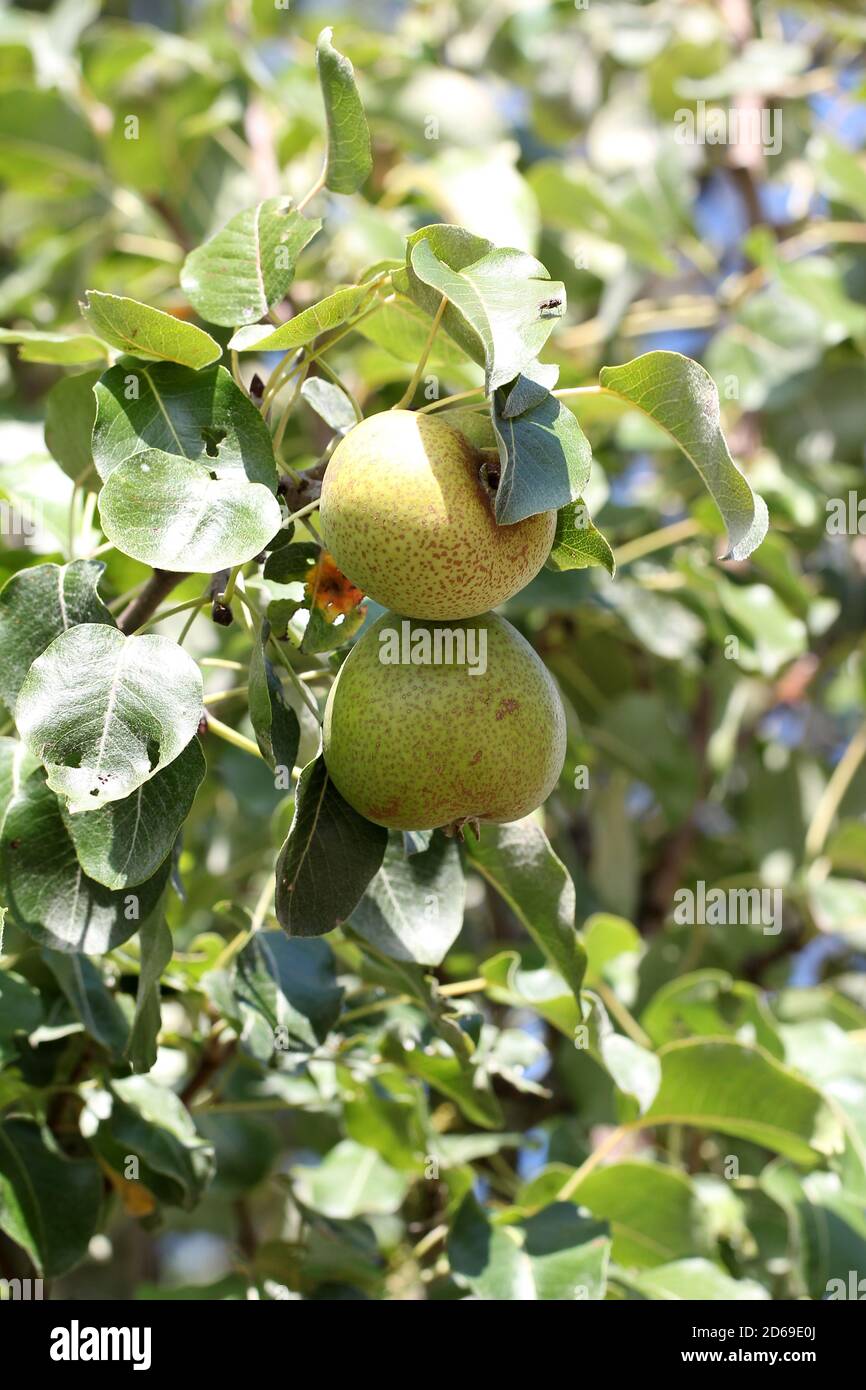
<box><xmin>466</xmin><ymin>820</ymin><xmax>586</xmax><ymax>1003</ymax></box>
<box><xmin>275</xmin><ymin>750</ymin><xmax>388</xmax><ymax>937</ymax></box>
<box><xmin>449</xmin><ymin>1193</ymin><xmax>610</xmax><ymax>1300</ymax></box>
<box><xmin>492</xmin><ymin>389</ymin><xmax>592</xmax><ymax>524</ymax></box>
<box><xmin>92</xmin><ymin>362</ymin><xmax>278</xmax><ymax>488</ymax></box>
<box><xmin>248</xmin><ymin>623</ymin><xmax>300</xmax><ymax>774</ymax></box>
<box><xmin>0</xmin><ymin>560</ymin><xmax>114</xmax><ymax>712</ymax></box>
<box><xmin>127</xmin><ymin>915</ymin><xmax>173</xmax><ymax>1074</ymax></box>
<box><xmin>0</xmin><ymin>1120</ymin><xmax>102</xmax><ymax>1277</ymax></box>
<box><xmin>44</xmin><ymin>369</ymin><xmax>101</xmax><ymax>489</ymax></box>
<box><xmin>351</xmin><ymin>830</ymin><xmax>465</xmax><ymax>966</ymax></box>
<box><xmin>41</xmin><ymin>949</ymin><xmax>130</xmax><ymax>1053</ymax></box>
<box><xmin>0</xmin><ymin>767</ymin><xmax>172</xmax><ymax>954</ymax></box>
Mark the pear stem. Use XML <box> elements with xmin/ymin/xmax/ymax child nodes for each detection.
<box><xmin>393</xmin><ymin>295</ymin><xmax>448</xmax><ymax>411</ymax></box>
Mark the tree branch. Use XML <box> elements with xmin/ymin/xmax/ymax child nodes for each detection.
<box><xmin>117</xmin><ymin>570</ymin><xmax>185</xmax><ymax>635</ymax></box>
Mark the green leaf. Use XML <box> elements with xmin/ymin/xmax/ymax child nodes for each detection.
<box><xmin>91</xmin><ymin>1076</ymin><xmax>214</xmax><ymax>1209</ymax></box>
<box><xmin>15</xmin><ymin>623</ymin><xmax>203</xmax><ymax>813</ymax></box>
<box><xmin>501</xmin><ymin>360</ymin><xmax>560</xmax><ymax>417</ymax></box>
<box><xmin>292</xmin><ymin>1139</ymin><xmax>408</xmax><ymax>1219</ymax></box>
<box><xmin>388</xmin><ymin>1034</ymin><xmax>502</xmax><ymax>1130</ymax></box>
<box><xmin>548</xmin><ymin>499</ymin><xmax>616</xmax><ymax>576</ymax></box>
<box><xmin>62</xmin><ymin>736</ymin><xmax>206</xmax><ymax>890</ymax></box>
<box><xmin>98</xmin><ymin>449</ymin><xmax>282</xmax><ymax>573</ymax></box>
<box><xmin>597</xmin><ymin>352</ymin><xmax>768</xmax><ymax>561</ymax></box>
<box><xmin>228</xmin><ymin>283</ymin><xmax>373</xmax><ymax>353</ymax></box>
<box><xmin>640</xmin><ymin>969</ymin><xmax>784</xmax><ymax>1058</ymax></box>
<box><xmin>92</xmin><ymin>362</ymin><xmax>278</xmax><ymax>488</ymax></box>
<box><xmin>262</xmin><ymin>541</ymin><xmax>320</xmax><ymax>584</ymax></box>
<box><xmin>491</xmin><ymin>388</ymin><xmax>592</xmax><ymax>524</ymax></box>
<box><xmin>180</xmin><ymin>198</ymin><xmax>321</xmax><ymax>328</ymax></box>
<box><xmin>275</xmin><ymin>750</ymin><xmax>388</xmax><ymax>937</ymax></box>
<box><xmin>41</xmin><ymin>949</ymin><xmax>130</xmax><ymax>1054</ymax></box>
<box><xmin>566</xmin><ymin>1160</ymin><xmax>701</xmax><ymax>1269</ymax></box>
<box><xmin>300</xmin><ymin>376</ymin><xmax>356</xmax><ymax>433</ymax></box>
<box><xmin>449</xmin><ymin>1194</ymin><xmax>610</xmax><ymax>1300</ymax></box>
<box><xmin>315</xmin><ymin>27</ymin><xmax>373</xmax><ymax>195</ymax></box>
<box><xmin>127</xmin><ymin>915</ymin><xmax>173</xmax><ymax>1074</ymax></box>
<box><xmin>0</xmin><ymin>766</ymin><xmax>172</xmax><ymax>954</ymax></box>
<box><xmin>0</xmin><ymin>88</ymin><xmax>102</xmax><ymax>190</ymax></box>
<box><xmin>230</xmin><ymin>930</ymin><xmax>343</xmax><ymax>1059</ymax></box>
<box><xmin>0</xmin><ymin>329</ymin><xmax>109</xmax><ymax>365</ymax></box>
<box><xmin>44</xmin><ymin>369</ymin><xmax>101</xmax><ymax>488</ymax></box>
<box><xmin>0</xmin><ymin>559</ymin><xmax>114</xmax><ymax>712</ymax></box>
<box><xmin>409</xmin><ymin>236</ymin><xmax>565</xmax><ymax>394</ymax></box>
<box><xmin>584</xmin><ymin>992</ymin><xmax>661</xmax><ymax>1115</ymax></box>
<box><xmin>481</xmin><ymin>952</ymin><xmax>581</xmax><ymax>1037</ymax></box>
<box><xmin>644</xmin><ymin>1038</ymin><xmax>843</xmax><ymax>1165</ymax></box>
<box><xmin>465</xmin><ymin>820</ymin><xmax>586</xmax><ymax>1003</ymax></box>
<box><xmin>350</xmin><ymin>830</ymin><xmax>465</xmax><ymax>966</ymax></box>
<box><xmin>0</xmin><ymin>970</ymin><xmax>42</xmax><ymax>1040</ymax></box>
<box><xmin>82</xmin><ymin>291</ymin><xmax>221</xmax><ymax>369</ymax></box>
<box><xmin>528</xmin><ymin>161</ymin><xmax>676</xmax><ymax>274</ymax></box>
<box><xmin>248</xmin><ymin>623</ymin><xmax>300</xmax><ymax>774</ymax></box>
<box><xmin>629</xmin><ymin>1258</ymin><xmax>769</xmax><ymax>1301</ymax></box>
<box><xmin>0</xmin><ymin>1119</ymin><xmax>102</xmax><ymax>1277</ymax></box>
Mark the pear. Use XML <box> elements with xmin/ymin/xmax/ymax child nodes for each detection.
<box><xmin>323</xmin><ymin>610</ymin><xmax>566</xmax><ymax>832</ymax></box>
<box><xmin>319</xmin><ymin>410</ymin><xmax>555</xmax><ymax>620</ymax></box>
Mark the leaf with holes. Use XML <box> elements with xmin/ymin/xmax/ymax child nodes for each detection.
<box><xmin>15</xmin><ymin>623</ymin><xmax>203</xmax><ymax>813</ymax></box>
<box><xmin>180</xmin><ymin>198</ymin><xmax>321</xmax><ymax>328</ymax></box>
<box><xmin>0</xmin><ymin>560</ymin><xmax>115</xmax><ymax>713</ymax></box>
<box><xmin>82</xmin><ymin>291</ymin><xmax>221</xmax><ymax>368</ymax></box>
<box><xmin>98</xmin><ymin>449</ymin><xmax>282</xmax><ymax>573</ymax></box>
<box><xmin>275</xmin><ymin>749</ymin><xmax>388</xmax><ymax>937</ymax></box>
<box><xmin>92</xmin><ymin>362</ymin><xmax>278</xmax><ymax>487</ymax></box>
<box><xmin>315</xmin><ymin>27</ymin><xmax>373</xmax><ymax>195</ymax></box>
<box><xmin>61</xmin><ymin>736</ymin><xmax>206</xmax><ymax>890</ymax></box>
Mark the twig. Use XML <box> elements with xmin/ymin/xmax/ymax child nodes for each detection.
<box><xmin>117</xmin><ymin>570</ymin><xmax>184</xmax><ymax>634</ymax></box>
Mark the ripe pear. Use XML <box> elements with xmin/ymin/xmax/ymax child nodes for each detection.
<box><xmin>322</xmin><ymin>610</ymin><xmax>566</xmax><ymax>831</ymax></box>
<box><xmin>319</xmin><ymin>410</ymin><xmax>555</xmax><ymax>620</ymax></box>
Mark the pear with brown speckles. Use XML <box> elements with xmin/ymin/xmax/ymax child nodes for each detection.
<box><xmin>323</xmin><ymin>610</ymin><xmax>566</xmax><ymax>832</ymax></box>
<box><xmin>319</xmin><ymin>410</ymin><xmax>556</xmax><ymax>620</ymax></box>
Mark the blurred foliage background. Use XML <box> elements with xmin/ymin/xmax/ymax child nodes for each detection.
<box><xmin>1</xmin><ymin>0</ymin><xmax>866</xmax><ymax>1301</ymax></box>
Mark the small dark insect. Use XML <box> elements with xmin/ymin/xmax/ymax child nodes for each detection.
<box><xmin>211</xmin><ymin>601</ymin><xmax>234</xmax><ymax>627</ymax></box>
<box><xmin>538</xmin><ymin>297</ymin><xmax>563</xmax><ymax>314</ymax></box>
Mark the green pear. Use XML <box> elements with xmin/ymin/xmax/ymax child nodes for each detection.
<box><xmin>323</xmin><ymin>610</ymin><xmax>566</xmax><ymax>831</ymax></box>
<box><xmin>319</xmin><ymin>409</ymin><xmax>555</xmax><ymax>620</ymax></box>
